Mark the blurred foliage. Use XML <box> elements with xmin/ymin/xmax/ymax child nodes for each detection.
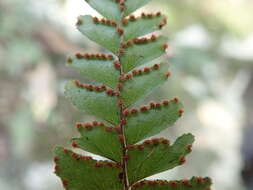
<box><xmin>155</xmin><ymin>0</ymin><xmax>253</xmax><ymax>37</ymax></box>
<box><xmin>0</xmin><ymin>0</ymin><xmax>252</xmax><ymax>190</ymax></box>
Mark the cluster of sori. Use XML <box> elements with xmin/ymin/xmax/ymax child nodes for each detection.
<box><xmin>53</xmin><ymin>0</ymin><xmax>212</xmax><ymax>189</ymax></box>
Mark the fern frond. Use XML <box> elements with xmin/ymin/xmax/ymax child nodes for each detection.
<box><xmin>53</xmin><ymin>0</ymin><xmax>213</xmax><ymax>189</ymax></box>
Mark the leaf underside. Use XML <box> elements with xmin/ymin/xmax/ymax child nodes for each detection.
<box><xmin>73</xmin><ymin>124</ymin><xmax>122</xmax><ymax>161</ymax></box>
<box><xmin>124</xmin><ymin>0</ymin><xmax>151</xmax><ymax>16</ymax></box>
<box><xmin>125</xmin><ymin>100</ymin><xmax>183</xmax><ymax>145</ymax></box>
<box><xmin>77</xmin><ymin>15</ymin><xmax>120</xmax><ymax>53</ymax></box>
<box><xmin>55</xmin><ymin>0</ymin><xmax>212</xmax><ymax>189</ymax></box>
<box><xmin>85</xmin><ymin>0</ymin><xmax>121</xmax><ymax>22</ymax></box>
<box><xmin>122</xmin><ymin>62</ymin><xmax>169</xmax><ymax>107</ymax></box>
<box><xmin>124</xmin><ymin>15</ymin><xmax>165</xmax><ymax>41</ymax></box>
<box><xmin>132</xmin><ymin>177</ymin><xmax>212</xmax><ymax>190</ymax></box>
<box><xmin>64</xmin><ymin>81</ymin><xmax>119</xmax><ymax>124</ymax></box>
<box><xmin>122</xmin><ymin>36</ymin><xmax>168</xmax><ymax>72</ymax></box>
<box><xmin>67</xmin><ymin>56</ymin><xmax>119</xmax><ymax>88</ymax></box>
<box><xmin>127</xmin><ymin>134</ymin><xmax>194</xmax><ymax>183</ymax></box>
<box><xmin>54</xmin><ymin>147</ymin><xmax>122</xmax><ymax>190</ymax></box>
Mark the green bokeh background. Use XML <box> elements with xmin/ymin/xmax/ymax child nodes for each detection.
<box><xmin>1</xmin><ymin>0</ymin><xmax>253</xmax><ymax>189</ymax></box>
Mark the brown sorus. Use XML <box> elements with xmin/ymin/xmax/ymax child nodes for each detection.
<box><xmin>75</xmin><ymin>53</ymin><xmax>83</xmax><ymax>59</ymax></box>
<box><xmin>129</xmin><ymin>15</ymin><xmax>135</xmax><ymax>21</ymax></box>
<box><xmin>93</xmin><ymin>17</ymin><xmax>99</xmax><ymax>23</ymax></box>
<box><xmin>153</xmin><ymin>64</ymin><xmax>160</xmax><ymax>70</ymax></box>
<box><xmin>117</xmin><ymin>28</ymin><xmax>124</xmax><ymax>36</ymax></box>
<box><xmin>165</xmin><ymin>72</ymin><xmax>171</xmax><ymax>78</ymax></box>
<box><xmin>151</xmin><ymin>35</ymin><xmax>157</xmax><ymax>41</ymax></box>
<box><xmin>163</xmin><ymin>43</ymin><xmax>168</xmax><ymax>50</ymax></box>
<box><xmin>174</xmin><ymin>97</ymin><xmax>179</xmax><ymax>103</ymax></box>
<box><xmin>140</xmin><ymin>106</ymin><xmax>148</xmax><ymax>112</ymax></box>
<box><xmin>130</xmin><ymin>108</ymin><xmax>138</xmax><ymax>114</ymax></box>
<box><xmin>156</xmin><ymin>12</ymin><xmax>161</xmax><ymax>16</ymax></box>
<box><xmin>71</xmin><ymin>141</ymin><xmax>78</xmax><ymax>148</ymax></box>
<box><xmin>149</xmin><ymin>101</ymin><xmax>156</xmax><ymax>108</ymax></box>
<box><xmin>162</xmin><ymin>100</ymin><xmax>169</xmax><ymax>106</ymax></box>
<box><xmin>179</xmin><ymin>156</ymin><xmax>186</xmax><ymax>164</ymax></box>
<box><xmin>113</xmin><ymin>61</ymin><xmax>121</xmax><ymax>70</ymax></box>
<box><xmin>143</xmin><ymin>67</ymin><xmax>150</xmax><ymax>73</ymax></box>
<box><xmin>92</xmin><ymin>121</ymin><xmax>98</xmax><ymax>126</ymax></box>
<box><xmin>84</xmin><ymin>123</ymin><xmax>93</xmax><ymax>130</ymax></box>
<box><xmin>75</xmin><ymin>122</ymin><xmax>83</xmax><ymax>129</ymax></box>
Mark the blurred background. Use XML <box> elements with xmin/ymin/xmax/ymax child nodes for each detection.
<box><xmin>0</xmin><ymin>0</ymin><xmax>253</xmax><ymax>189</ymax></box>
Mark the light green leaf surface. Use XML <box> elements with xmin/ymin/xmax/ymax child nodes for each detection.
<box><xmin>67</xmin><ymin>56</ymin><xmax>119</xmax><ymax>88</ymax></box>
<box><xmin>132</xmin><ymin>177</ymin><xmax>212</xmax><ymax>190</ymax></box>
<box><xmin>77</xmin><ymin>15</ymin><xmax>120</xmax><ymax>53</ymax></box>
<box><xmin>127</xmin><ymin>134</ymin><xmax>194</xmax><ymax>183</ymax></box>
<box><xmin>73</xmin><ymin>124</ymin><xmax>122</xmax><ymax>161</ymax></box>
<box><xmin>125</xmin><ymin>100</ymin><xmax>183</xmax><ymax>144</ymax></box>
<box><xmin>124</xmin><ymin>16</ymin><xmax>166</xmax><ymax>41</ymax></box>
<box><xmin>57</xmin><ymin>0</ymin><xmax>213</xmax><ymax>188</ymax></box>
<box><xmin>125</xmin><ymin>0</ymin><xmax>151</xmax><ymax>16</ymax></box>
<box><xmin>122</xmin><ymin>62</ymin><xmax>169</xmax><ymax>107</ymax></box>
<box><xmin>122</xmin><ymin>36</ymin><xmax>168</xmax><ymax>72</ymax></box>
<box><xmin>54</xmin><ymin>147</ymin><xmax>122</xmax><ymax>190</ymax></box>
<box><xmin>64</xmin><ymin>81</ymin><xmax>119</xmax><ymax>124</ymax></box>
<box><xmin>84</xmin><ymin>0</ymin><xmax>121</xmax><ymax>22</ymax></box>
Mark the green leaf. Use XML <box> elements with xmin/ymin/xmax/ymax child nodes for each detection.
<box><xmin>64</xmin><ymin>81</ymin><xmax>119</xmax><ymax>124</ymax></box>
<box><xmin>77</xmin><ymin>15</ymin><xmax>120</xmax><ymax>53</ymax></box>
<box><xmin>122</xmin><ymin>36</ymin><xmax>168</xmax><ymax>72</ymax></box>
<box><xmin>122</xmin><ymin>63</ymin><xmax>169</xmax><ymax>107</ymax></box>
<box><xmin>125</xmin><ymin>0</ymin><xmax>151</xmax><ymax>16</ymax></box>
<box><xmin>132</xmin><ymin>177</ymin><xmax>212</xmax><ymax>190</ymax></box>
<box><xmin>67</xmin><ymin>55</ymin><xmax>119</xmax><ymax>88</ymax></box>
<box><xmin>72</xmin><ymin>123</ymin><xmax>122</xmax><ymax>161</ymax></box>
<box><xmin>125</xmin><ymin>99</ymin><xmax>183</xmax><ymax>144</ymax></box>
<box><xmin>54</xmin><ymin>147</ymin><xmax>122</xmax><ymax>190</ymax></box>
<box><xmin>124</xmin><ymin>15</ymin><xmax>166</xmax><ymax>41</ymax></box>
<box><xmin>127</xmin><ymin>134</ymin><xmax>194</xmax><ymax>183</ymax></box>
<box><xmin>84</xmin><ymin>0</ymin><xmax>121</xmax><ymax>22</ymax></box>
